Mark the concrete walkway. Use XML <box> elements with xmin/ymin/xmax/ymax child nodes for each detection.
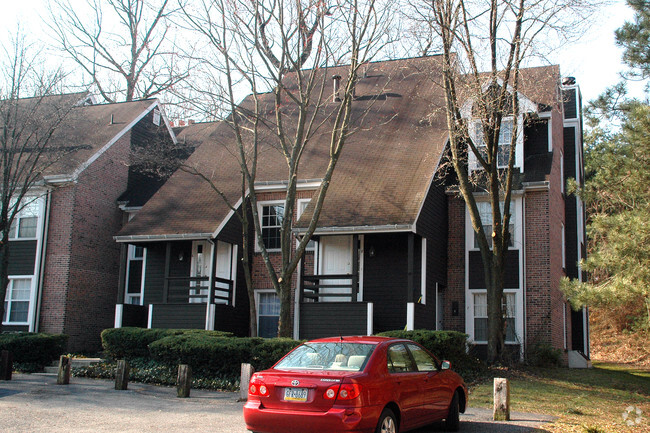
<box><xmin>0</xmin><ymin>374</ymin><xmax>554</xmax><ymax>432</ymax></box>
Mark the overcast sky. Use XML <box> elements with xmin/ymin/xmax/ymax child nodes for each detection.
<box><xmin>3</xmin><ymin>0</ymin><xmax>646</xmax><ymax>103</ymax></box>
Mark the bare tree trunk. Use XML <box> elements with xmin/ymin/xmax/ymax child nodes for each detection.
<box><xmin>0</xmin><ymin>236</ymin><xmax>11</xmax><ymax>333</ymax></box>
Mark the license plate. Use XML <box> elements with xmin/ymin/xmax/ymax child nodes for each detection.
<box><xmin>284</xmin><ymin>387</ymin><xmax>308</xmax><ymax>402</ymax></box>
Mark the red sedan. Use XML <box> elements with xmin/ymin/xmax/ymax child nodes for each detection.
<box><xmin>243</xmin><ymin>336</ymin><xmax>468</xmax><ymax>433</ymax></box>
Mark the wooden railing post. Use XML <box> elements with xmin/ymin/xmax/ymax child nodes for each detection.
<box><xmin>352</xmin><ymin>235</ymin><xmax>359</xmax><ymax>302</ymax></box>
<box><xmin>493</xmin><ymin>378</ymin><xmax>510</xmax><ymax>421</ymax></box>
<box><xmin>177</xmin><ymin>364</ymin><xmax>192</xmax><ymax>398</ymax></box>
<box><xmin>115</xmin><ymin>360</ymin><xmax>130</xmax><ymax>390</ymax></box>
<box><xmin>240</xmin><ymin>363</ymin><xmax>255</xmax><ymax>401</ymax></box>
<box><xmin>57</xmin><ymin>355</ymin><xmax>71</xmax><ymax>385</ymax></box>
<box><xmin>1</xmin><ymin>350</ymin><xmax>13</xmax><ymax>381</ymax></box>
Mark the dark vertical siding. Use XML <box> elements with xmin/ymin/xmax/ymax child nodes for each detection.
<box><xmin>222</xmin><ymin>244</ymin><xmax>250</xmax><ymax>336</ymax></box>
<box><xmin>151</xmin><ymin>304</ymin><xmax>206</xmax><ymax>329</ymax></box>
<box><xmin>415</xmin><ymin>178</ymin><xmax>448</xmax><ymax>286</ymax></box>
<box><xmin>524</xmin><ymin>118</ymin><xmax>549</xmax><ymax>156</ymax></box>
<box><xmin>468</xmin><ymin>250</ymin><xmax>520</xmax><ymax>289</ymax></box>
<box><xmin>300</xmin><ymin>303</ymin><xmax>367</xmax><ymax>339</ymax></box>
<box><xmin>363</xmin><ymin>233</ymin><xmax>408</xmax><ymax>332</ymax></box>
<box><xmin>4</xmin><ymin>241</ymin><xmax>37</xmax><ymax>275</ymax></box>
<box><xmin>571</xmin><ymin>309</ymin><xmax>585</xmax><ymax>351</ymax></box>
<box><xmin>564</xmin><ymin>127</ymin><xmax>579</xmax><ymax>279</ymax></box>
<box><xmin>563</xmin><ymin>88</ymin><xmax>577</xmax><ymax>119</ymax></box>
<box><xmin>121</xmin><ymin>304</ymin><xmax>148</xmax><ymax>328</ymax></box>
<box><xmin>143</xmin><ymin>243</ymin><xmax>166</xmax><ymax>303</ymax></box>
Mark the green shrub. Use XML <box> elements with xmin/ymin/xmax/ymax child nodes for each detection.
<box><xmin>376</xmin><ymin>329</ymin><xmax>469</xmax><ymax>362</ymax></box>
<box><xmin>376</xmin><ymin>329</ymin><xmax>485</xmax><ymax>381</ymax></box>
<box><xmin>526</xmin><ymin>342</ymin><xmax>562</xmax><ymax>367</ymax></box>
<box><xmin>0</xmin><ymin>332</ymin><xmax>68</xmax><ymax>372</ymax></box>
<box><xmin>149</xmin><ymin>334</ymin><xmax>301</xmax><ymax>379</ymax></box>
<box><xmin>100</xmin><ymin>328</ymin><xmax>233</xmax><ymax>360</ymax></box>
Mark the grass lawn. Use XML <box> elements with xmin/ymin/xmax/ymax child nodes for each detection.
<box><xmin>468</xmin><ymin>362</ymin><xmax>650</xmax><ymax>433</ymax></box>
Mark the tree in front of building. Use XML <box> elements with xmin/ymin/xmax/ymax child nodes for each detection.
<box><xmin>406</xmin><ymin>0</ymin><xmax>593</xmax><ymax>363</ymax></box>
<box><xmin>0</xmin><ymin>34</ymin><xmax>75</xmax><ymax>331</ymax></box>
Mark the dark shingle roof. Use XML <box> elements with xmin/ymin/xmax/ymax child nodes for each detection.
<box><xmin>117</xmin><ymin>57</ymin><xmax>561</xmax><ymax>239</ymax></box>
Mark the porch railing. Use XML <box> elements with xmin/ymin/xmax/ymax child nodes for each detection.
<box><xmin>164</xmin><ymin>276</ymin><xmax>234</xmax><ymax>305</ymax></box>
<box><xmin>301</xmin><ymin>273</ymin><xmax>359</xmax><ymax>302</ymax></box>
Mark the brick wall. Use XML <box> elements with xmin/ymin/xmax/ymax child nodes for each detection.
<box><xmin>40</xmin><ymin>132</ymin><xmax>132</xmax><ymax>352</ymax></box>
<box><xmin>251</xmin><ymin>189</ymin><xmax>317</xmax><ymax>334</ymax></box>
<box><xmin>445</xmin><ymin>196</ymin><xmax>465</xmax><ymax>332</ymax></box>
<box><xmin>524</xmin><ymin>190</ymin><xmax>551</xmax><ymax>349</ymax></box>
<box><xmin>39</xmin><ymin>186</ymin><xmax>75</xmax><ymax>335</ymax></box>
<box><xmin>549</xmin><ymin>108</ymin><xmax>570</xmax><ymax>360</ymax></box>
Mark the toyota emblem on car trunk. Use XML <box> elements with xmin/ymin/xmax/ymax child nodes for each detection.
<box><xmin>291</xmin><ymin>380</ymin><xmax>300</xmax><ymax>386</ymax></box>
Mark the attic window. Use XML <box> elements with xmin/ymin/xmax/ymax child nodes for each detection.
<box><xmin>470</xmin><ymin>118</ymin><xmax>514</xmax><ymax>168</ymax></box>
<box><xmin>153</xmin><ymin>109</ymin><xmax>161</xmax><ymax>126</ymax></box>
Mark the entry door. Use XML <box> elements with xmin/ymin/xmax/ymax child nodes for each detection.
<box><xmin>319</xmin><ymin>236</ymin><xmax>353</xmax><ymax>302</ymax></box>
<box><xmin>190</xmin><ymin>241</ymin><xmax>212</xmax><ymax>303</ymax></box>
<box><xmin>214</xmin><ymin>241</ymin><xmax>233</xmax><ymax>305</ymax></box>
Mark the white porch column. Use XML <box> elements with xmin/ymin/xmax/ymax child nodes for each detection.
<box><xmin>366</xmin><ymin>303</ymin><xmax>374</xmax><ymax>336</ymax></box>
<box><xmin>406</xmin><ymin>302</ymin><xmax>415</xmax><ymax>331</ymax></box>
<box><xmin>205</xmin><ymin>303</ymin><xmax>216</xmax><ymax>330</ymax></box>
<box><xmin>147</xmin><ymin>304</ymin><xmax>154</xmax><ymax>329</ymax></box>
<box><xmin>114</xmin><ymin>304</ymin><xmax>124</xmax><ymax>328</ymax></box>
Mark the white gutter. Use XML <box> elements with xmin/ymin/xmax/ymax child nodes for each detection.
<box><xmin>294</xmin><ymin>224</ymin><xmax>413</xmax><ymax>236</ymax></box>
<box><xmin>115</xmin><ymin>233</ymin><xmax>213</xmax><ymax>242</ymax></box>
<box><xmin>34</xmin><ymin>190</ymin><xmax>52</xmax><ymax>333</ymax></box>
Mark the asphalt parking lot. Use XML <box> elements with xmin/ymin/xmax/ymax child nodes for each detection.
<box><xmin>0</xmin><ymin>374</ymin><xmax>554</xmax><ymax>432</ymax></box>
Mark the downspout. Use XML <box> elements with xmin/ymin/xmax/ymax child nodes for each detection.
<box><xmin>34</xmin><ymin>190</ymin><xmax>52</xmax><ymax>333</ymax></box>
<box><xmin>522</xmin><ymin>196</ymin><xmax>527</xmax><ymax>361</ymax></box>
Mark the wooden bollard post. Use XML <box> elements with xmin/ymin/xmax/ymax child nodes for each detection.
<box><xmin>177</xmin><ymin>364</ymin><xmax>192</xmax><ymax>398</ymax></box>
<box><xmin>57</xmin><ymin>355</ymin><xmax>71</xmax><ymax>385</ymax></box>
<box><xmin>493</xmin><ymin>377</ymin><xmax>510</xmax><ymax>421</ymax></box>
<box><xmin>115</xmin><ymin>360</ymin><xmax>130</xmax><ymax>390</ymax></box>
<box><xmin>240</xmin><ymin>363</ymin><xmax>255</xmax><ymax>401</ymax></box>
<box><xmin>1</xmin><ymin>350</ymin><xmax>13</xmax><ymax>381</ymax></box>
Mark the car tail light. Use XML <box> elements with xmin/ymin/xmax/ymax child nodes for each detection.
<box><xmin>324</xmin><ymin>383</ymin><xmax>361</xmax><ymax>400</ymax></box>
<box><xmin>249</xmin><ymin>376</ymin><xmax>269</xmax><ymax>397</ymax></box>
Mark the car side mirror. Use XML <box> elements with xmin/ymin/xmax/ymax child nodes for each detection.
<box><xmin>441</xmin><ymin>360</ymin><xmax>451</xmax><ymax>370</ymax></box>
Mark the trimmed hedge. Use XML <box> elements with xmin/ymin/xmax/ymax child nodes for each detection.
<box><xmin>0</xmin><ymin>332</ymin><xmax>68</xmax><ymax>372</ymax></box>
<box><xmin>101</xmin><ymin>328</ymin><xmax>233</xmax><ymax>360</ymax></box>
<box><xmin>376</xmin><ymin>329</ymin><xmax>484</xmax><ymax>380</ymax></box>
<box><xmin>149</xmin><ymin>334</ymin><xmax>301</xmax><ymax>378</ymax></box>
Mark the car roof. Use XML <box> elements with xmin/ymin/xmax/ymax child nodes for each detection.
<box><xmin>305</xmin><ymin>336</ymin><xmax>409</xmax><ymax>345</ymax></box>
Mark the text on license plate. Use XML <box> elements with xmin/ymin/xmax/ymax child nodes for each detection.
<box><xmin>284</xmin><ymin>387</ymin><xmax>308</xmax><ymax>402</ymax></box>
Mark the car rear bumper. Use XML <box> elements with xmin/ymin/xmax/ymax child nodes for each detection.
<box><xmin>243</xmin><ymin>400</ymin><xmax>380</xmax><ymax>433</ymax></box>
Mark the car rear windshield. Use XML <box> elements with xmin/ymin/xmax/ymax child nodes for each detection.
<box><xmin>275</xmin><ymin>342</ymin><xmax>376</xmax><ymax>371</ymax></box>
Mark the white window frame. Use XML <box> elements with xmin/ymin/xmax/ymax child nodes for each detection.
<box><xmin>153</xmin><ymin>109</ymin><xmax>161</xmax><ymax>126</ymax></box>
<box><xmin>561</xmin><ymin>223</ymin><xmax>566</xmax><ymax>270</ymax></box>
<box><xmin>256</xmin><ymin>290</ymin><xmax>280</xmax><ymax>338</ymax></box>
<box><xmin>468</xmin><ymin>115</ymin><xmax>524</xmax><ymax>171</ymax></box>
<box><xmin>256</xmin><ymin>200</ymin><xmax>285</xmax><ymax>252</ymax></box>
<box><xmin>296</xmin><ymin>199</ymin><xmax>316</xmax><ymax>251</ymax></box>
<box><xmin>124</xmin><ymin>245</ymin><xmax>145</xmax><ymax>305</ymax></box>
<box><xmin>466</xmin><ymin>289</ymin><xmax>522</xmax><ymax>345</ymax></box>
<box><xmin>467</xmin><ymin>199</ymin><xmax>522</xmax><ymax>251</ymax></box>
<box><xmin>9</xmin><ymin>198</ymin><xmax>42</xmax><ymax>241</ymax></box>
<box><xmin>3</xmin><ymin>277</ymin><xmax>34</xmax><ymax>325</ymax></box>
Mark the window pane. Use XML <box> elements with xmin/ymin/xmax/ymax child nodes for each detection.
<box><xmin>18</xmin><ymin>217</ymin><xmax>37</xmax><ymax>238</ymax></box>
<box><xmin>407</xmin><ymin>344</ymin><xmax>437</xmax><ymax>371</ymax></box>
<box><xmin>474</xmin><ymin>293</ymin><xmax>487</xmax><ymax>317</ymax></box>
<box><xmin>261</xmin><ymin>205</ymin><xmax>283</xmax><ymax>249</ymax></box>
<box><xmin>11</xmin><ymin>279</ymin><xmax>31</xmax><ymax>300</ymax></box>
<box><xmin>8</xmin><ymin>221</ymin><xmax>17</xmax><ymax>239</ymax></box>
<box><xmin>387</xmin><ymin>344</ymin><xmax>416</xmax><ymax>373</ymax></box>
<box><xmin>9</xmin><ymin>301</ymin><xmax>29</xmax><ymax>322</ymax></box>
<box><xmin>474</xmin><ymin>318</ymin><xmax>488</xmax><ymax>341</ymax></box>
<box><xmin>133</xmin><ymin>246</ymin><xmax>144</xmax><ymax>259</ymax></box>
<box><xmin>505</xmin><ymin>318</ymin><xmax>517</xmax><ymax>342</ymax></box>
<box><xmin>259</xmin><ymin>292</ymin><xmax>280</xmax><ymax>316</ymax></box>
